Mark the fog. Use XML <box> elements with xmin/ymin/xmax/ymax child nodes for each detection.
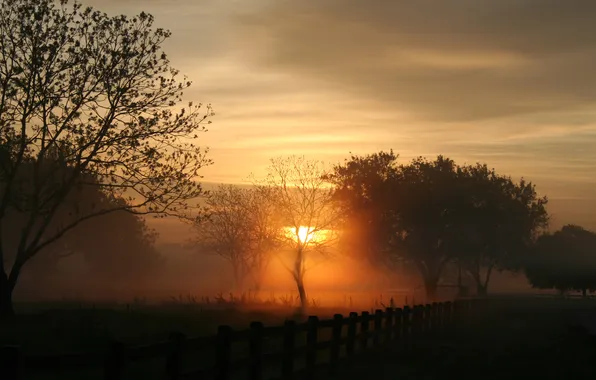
<box><xmin>12</xmin><ymin>214</ymin><xmax>534</xmax><ymax>311</ymax></box>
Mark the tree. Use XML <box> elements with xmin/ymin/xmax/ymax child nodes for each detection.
<box><xmin>525</xmin><ymin>225</ymin><xmax>596</xmax><ymax>296</ymax></box>
<box><xmin>0</xmin><ymin>0</ymin><xmax>212</xmax><ymax>316</ymax></box>
<box><xmin>191</xmin><ymin>184</ymin><xmax>278</xmax><ymax>293</ymax></box>
<box><xmin>388</xmin><ymin>156</ymin><xmax>463</xmax><ymax>300</ymax></box>
<box><xmin>262</xmin><ymin>156</ymin><xmax>343</xmax><ymax>313</ymax></box>
<box><xmin>330</xmin><ymin>152</ymin><xmax>549</xmax><ymax>300</ymax></box>
<box><xmin>447</xmin><ymin>164</ymin><xmax>549</xmax><ymax>296</ymax></box>
<box><xmin>326</xmin><ymin>151</ymin><xmax>400</xmax><ymax>268</ymax></box>
<box><xmin>16</xmin><ymin>202</ymin><xmax>164</xmax><ymax>297</ymax></box>
<box><xmin>329</xmin><ymin>153</ymin><xmax>459</xmax><ymax>300</ymax></box>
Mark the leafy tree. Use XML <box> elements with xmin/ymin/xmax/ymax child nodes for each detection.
<box><xmin>525</xmin><ymin>225</ymin><xmax>596</xmax><ymax>296</ymax></box>
<box><xmin>0</xmin><ymin>0</ymin><xmax>212</xmax><ymax>316</ymax></box>
<box><xmin>326</xmin><ymin>151</ymin><xmax>399</xmax><ymax>267</ymax></box>
<box><xmin>329</xmin><ymin>153</ymin><xmax>460</xmax><ymax>300</ymax></box>
<box><xmin>447</xmin><ymin>164</ymin><xmax>549</xmax><ymax>295</ymax></box>
<box><xmin>389</xmin><ymin>156</ymin><xmax>463</xmax><ymax>300</ymax></box>
<box><xmin>262</xmin><ymin>156</ymin><xmax>343</xmax><ymax>313</ymax></box>
<box><xmin>191</xmin><ymin>184</ymin><xmax>278</xmax><ymax>293</ymax></box>
<box><xmin>330</xmin><ymin>152</ymin><xmax>547</xmax><ymax>300</ymax></box>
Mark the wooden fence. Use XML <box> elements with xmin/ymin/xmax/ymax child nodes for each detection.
<box><xmin>1</xmin><ymin>298</ymin><xmax>482</xmax><ymax>380</ymax></box>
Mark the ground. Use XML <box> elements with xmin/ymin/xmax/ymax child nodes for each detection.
<box><xmin>332</xmin><ymin>296</ymin><xmax>596</xmax><ymax>379</ymax></box>
<box><xmin>2</xmin><ymin>295</ymin><xmax>596</xmax><ymax>379</ymax></box>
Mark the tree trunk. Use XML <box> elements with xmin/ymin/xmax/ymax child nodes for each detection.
<box><xmin>582</xmin><ymin>288</ymin><xmax>587</xmax><ymax>298</ymax></box>
<box><xmin>293</xmin><ymin>246</ymin><xmax>307</xmax><ymax>314</ymax></box>
<box><xmin>0</xmin><ymin>272</ymin><xmax>15</xmax><ymax>318</ymax></box>
<box><xmin>424</xmin><ymin>279</ymin><xmax>438</xmax><ymax>302</ymax></box>
<box><xmin>296</xmin><ymin>276</ymin><xmax>307</xmax><ymax>314</ymax></box>
<box><xmin>467</xmin><ymin>262</ymin><xmax>494</xmax><ymax>298</ymax></box>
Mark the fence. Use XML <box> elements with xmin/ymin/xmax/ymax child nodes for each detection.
<box><xmin>1</xmin><ymin>298</ymin><xmax>482</xmax><ymax>380</ymax></box>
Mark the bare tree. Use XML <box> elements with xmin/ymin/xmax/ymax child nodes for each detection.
<box><xmin>193</xmin><ymin>185</ymin><xmax>253</xmax><ymax>291</ymax></box>
<box><xmin>191</xmin><ymin>184</ymin><xmax>278</xmax><ymax>293</ymax></box>
<box><xmin>262</xmin><ymin>156</ymin><xmax>343</xmax><ymax>313</ymax></box>
<box><xmin>244</xmin><ymin>184</ymin><xmax>280</xmax><ymax>293</ymax></box>
<box><xmin>0</xmin><ymin>0</ymin><xmax>212</xmax><ymax>316</ymax></box>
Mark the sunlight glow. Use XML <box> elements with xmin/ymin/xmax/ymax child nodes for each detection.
<box><xmin>284</xmin><ymin>225</ymin><xmax>329</xmax><ymax>244</ymax></box>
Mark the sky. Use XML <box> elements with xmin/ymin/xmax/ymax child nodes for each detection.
<box><xmin>88</xmin><ymin>0</ymin><xmax>596</xmax><ymax>232</ymax></box>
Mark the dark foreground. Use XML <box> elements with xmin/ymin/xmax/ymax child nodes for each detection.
<box><xmin>332</xmin><ymin>296</ymin><xmax>596</xmax><ymax>380</ymax></box>
<box><xmin>2</xmin><ymin>295</ymin><xmax>596</xmax><ymax>379</ymax></box>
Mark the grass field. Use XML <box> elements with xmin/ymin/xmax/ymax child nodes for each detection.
<box><xmin>1</xmin><ymin>293</ymin><xmax>400</xmax><ymax>379</ymax></box>
<box><xmin>4</xmin><ymin>294</ymin><xmax>596</xmax><ymax>379</ymax></box>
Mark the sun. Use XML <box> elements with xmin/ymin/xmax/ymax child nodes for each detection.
<box><xmin>297</xmin><ymin>226</ymin><xmax>312</xmax><ymax>243</ymax></box>
<box><xmin>284</xmin><ymin>225</ymin><xmax>329</xmax><ymax>244</ymax></box>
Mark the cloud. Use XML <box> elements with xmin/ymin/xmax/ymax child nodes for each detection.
<box><xmin>229</xmin><ymin>0</ymin><xmax>596</xmax><ymax>122</ymax></box>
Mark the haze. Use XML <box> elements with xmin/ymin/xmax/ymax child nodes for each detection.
<box><xmin>12</xmin><ymin>0</ymin><xmax>596</xmax><ymax>305</ymax></box>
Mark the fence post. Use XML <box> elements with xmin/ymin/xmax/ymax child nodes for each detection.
<box><xmin>410</xmin><ymin>306</ymin><xmax>418</xmax><ymax>338</ymax></box>
<box><xmin>444</xmin><ymin>301</ymin><xmax>453</xmax><ymax>326</ymax></box>
<box><xmin>215</xmin><ymin>325</ymin><xmax>233</xmax><ymax>380</ymax></box>
<box><xmin>305</xmin><ymin>316</ymin><xmax>319</xmax><ymax>380</ymax></box>
<box><xmin>346</xmin><ymin>312</ymin><xmax>358</xmax><ymax>358</ymax></box>
<box><xmin>0</xmin><ymin>345</ymin><xmax>21</xmax><ymax>380</ymax></box>
<box><xmin>402</xmin><ymin>306</ymin><xmax>411</xmax><ymax>342</ymax></box>
<box><xmin>249</xmin><ymin>321</ymin><xmax>264</xmax><ymax>380</ymax></box>
<box><xmin>436</xmin><ymin>302</ymin><xmax>444</xmax><ymax>333</ymax></box>
<box><xmin>412</xmin><ymin>305</ymin><xmax>423</xmax><ymax>337</ymax></box>
<box><xmin>166</xmin><ymin>331</ymin><xmax>186</xmax><ymax>380</ymax></box>
<box><xmin>431</xmin><ymin>303</ymin><xmax>438</xmax><ymax>334</ymax></box>
<box><xmin>281</xmin><ymin>320</ymin><xmax>296</xmax><ymax>378</ymax></box>
<box><xmin>104</xmin><ymin>340</ymin><xmax>126</xmax><ymax>380</ymax></box>
<box><xmin>424</xmin><ymin>304</ymin><xmax>432</xmax><ymax>335</ymax></box>
<box><xmin>384</xmin><ymin>308</ymin><xmax>394</xmax><ymax>344</ymax></box>
<box><xmin>373</xmin><ymin>309</ymin><xmax>383</xmax><ymax>347</ymax></box>
<box><xmin>359</xmin><ymin>311</ymin><xmax>370</xmax><ymax>351</ymax></box>
<box><xmin>393</xmin><ymin>308</ymin><xmax>402</xmax><ymax>342</ymax></box>
<box><xmin>329</xmin><ymin>314</ymin><xmax>343</xmax><ymax>375</ymax></box>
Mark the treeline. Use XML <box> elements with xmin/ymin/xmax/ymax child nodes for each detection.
<box><xmin>192</xmin><ymin>152</ymin><xmax>596</xmax><ymax>306</ymax></box>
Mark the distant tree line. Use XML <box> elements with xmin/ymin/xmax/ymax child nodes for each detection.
<box><xmin>194</xmin><ymin>150</ymin><xmax>596</xmax><ymax>308</ymax></box>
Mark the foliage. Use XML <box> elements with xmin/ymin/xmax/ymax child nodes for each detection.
<box><xmin>525</xmin><ymin>225</ymin><xmax>596</xmax><ymax>294</ymax></box>
<box><xmin>329</xmin><ymin>151</ymin><xmax>550</xmax><ymax>300</ymax></box>
<box><xmin>446</xmin><ymin>163</ymin><xmax>549</xmax><ymax>295</ymax></box>
<box><xmin>325</xmin><ymin>150</ymin><xmax>399</xmax><ymax>267</ymax></box>
<box><xmin>0</xmin><ymin>0</ymin><xmax>212</xmax><ymax>316</ymax></box>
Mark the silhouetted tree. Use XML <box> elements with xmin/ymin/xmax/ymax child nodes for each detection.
<box><xmin>525</xmin><ymin>225</ymin><xmax>596</xmax><ymax>296</ymax></box>
<box><xmin>18</xmin><ymin>205</ymin><xmax>163</xmax><ymax>296</ymax></box>
<box><xmin>0</xmin><ymin>0</ymin><xmax>212</xmax><ymax>316</ymax></box>
<box><xmin>329</xmin><ymin>153</ymin><xmax>460</xmax><ymax>300</ymax></box>
<box><xmin>330</xmin><ymin>152</ymin><xmax>547</xmax><ymax>300</ymax></box>
<box><xmin>447</xmin><ymin>164</ymin><xmax>549</xmax><ymax>295</ymax></box>
<box><xmin>191</xmin><ymin>184</ymin><xmax>278</xmax><ymax>293</ymax></box>
<box><xmin>389</xmin><ymin>156</ymin><xmax>463</xmax><ymax>300</ymax></box>
<box><xmin>262</xmin><ymin>156</ymin><xmax>343</xmax><ymax>313</ymax></box>
<box><xmin>326</xmin><ymin>151</ymin><xmax>400</xmax><ymax>268</ymax></box>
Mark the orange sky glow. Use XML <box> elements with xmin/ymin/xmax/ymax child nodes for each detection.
<box><xmin>86</xmin><ymin>0</ymin><xmax>596</xmax><ymax>233</ymax></box>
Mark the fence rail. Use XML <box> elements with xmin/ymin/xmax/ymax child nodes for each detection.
<box><xmin>1</xmin><ymin>298</ymin><xmax>483</xmax><ymax>380</ymax></box>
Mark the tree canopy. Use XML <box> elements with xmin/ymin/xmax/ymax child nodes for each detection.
<box><xmin>329</xmin><ymin>151</ymin><xmax>549</xmax><ymax>300</ymax></box>
<box><xmin>525</xmin><ymin>225</ymin><xmax>596</xmax><ymax>296</ymax></box>
<box><xmin>0</xmin><ymin>0</ymin><xmax>212</xmax><ymax>316</ymax></box>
